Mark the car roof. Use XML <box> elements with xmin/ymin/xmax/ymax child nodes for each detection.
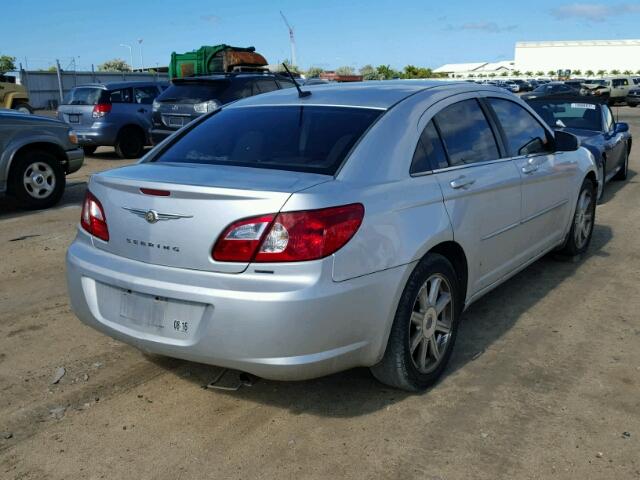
<box><xmin>74</xmin><ymin>81</ymin><xmax>168</xmax><ymax>90</ymax></box>
<box><xmin>175</xmin><ymin>72</ymin><xmax>290</xmax><ymax>82</ymax></box>
<box><xmin>226</xmin><ymin>80</ymin><xmax>469</xmax><ymax>110</ymax></box>
<box><xmin>525</xmin><ymin>94</ymin><xmax>605</xmax><ymax>105</ymax></box>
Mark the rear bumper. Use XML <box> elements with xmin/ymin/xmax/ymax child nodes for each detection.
<box><xmin>74</xmin><ymin>123</ymin><xmax>119</xmax><ymax>146</ymax></box>
<box><xmin>65</xmin><ymin>147</ymin><xmax>84</xmax><ymax>174</ymax></box>
<box><xmin>66</xmin><ymin>236</ymin><xmax>409</xmax><ymax>381</ymax></box>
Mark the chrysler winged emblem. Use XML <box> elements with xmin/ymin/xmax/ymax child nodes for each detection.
<box><xmin>123</xmin><ymin>207</ymin><xmax>193</xmax><ymax>224</ymax></box>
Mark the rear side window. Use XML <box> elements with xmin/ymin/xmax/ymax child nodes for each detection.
<box><xmin>156</xmin><ymin>81</ymin><xmax>230</xmax><ymax>104</ymax></box>
<box><xmin>277</xmin><ymin>78</ymin><xmax>297</xmax><ymax>89</ymax></box>
<box><xmin>155</xmin><ymin>106</ymin><xmax>382</xmax><ymax>175</ymax></box>
<box><xmin>134</xmin><ymin>86</ymin><xmax>160</xmax><ymax>104</ymax></box>
<box><xmin>434</xmin><ymin>99</ymin><xmax>499</xmax><ymax>166</ymax></box>
<box><xmin>63</xmin><ymin>87</ymin><xmax>103</xmax><ymax>105</ymax></box>
<box><xmin>109</xmin><ymin>88</ymin><xmax>132</xmax><ymax>103</ymax></box>
<box><xmin>254</xmin><ymin>79</ymin><xmax>279</xmax><ymax>94</ymax></box>
<box><xmin>612</xmin><ymin>79</ymin><xmax>629</xmax><ymax>87</ymax></box>
<box><xmin>488</xmin><ymin>98</ymin><xmax>551</xmax><ymax>156</ymax></box>
<box><xmin>411</xmin><ymin>121</ymin><xmax>448</xmax><ymax>174</ymax></box>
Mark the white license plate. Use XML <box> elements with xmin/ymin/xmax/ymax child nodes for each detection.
<box><xmin>68</xmin><ymin>114</ymin><xmax>80</xmax><ymax>123</ymax></box>
<box><xmin>168</xmin><ymin>116</ymin><xmax>184</xmax><ymax>127</ymax></box>
<box><xmin>120</xmin><ymin>291</ymin><xmax>166</xmax><ymax>330</ymax></box>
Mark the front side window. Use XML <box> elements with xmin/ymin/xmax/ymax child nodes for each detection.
<box><xmin>489</xmin><ymin>98</ymin><xmax>551</xmax><ymax>156</ymax></box>
<box><xmin>603</xmin><ymin>106</ymin><xmax>614</xmax><ymax>131</ymax></box>
<box><xmin>155</xmin><ymin>105</ymin><xmax>382</xmax><ymax>175</ymax></box>
<box><xmin>411</xmin><ymin>121</ymin><xmax>448</xmax><ymax>174</ymax></box>
<box><xmin>612</xmin><ymin>79</ymin><xmax>629</xmax><ymax>87</ymax></box>
<box><xmin>434</xmin><ymin>99</ymin><xmax>499</xmax><ymax>166</ymax></box>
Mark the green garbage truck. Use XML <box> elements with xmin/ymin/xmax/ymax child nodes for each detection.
<box><xmin>169</xmin><ymin>45</ymin><xmax>268</xmax><ymax>79</ymax></box>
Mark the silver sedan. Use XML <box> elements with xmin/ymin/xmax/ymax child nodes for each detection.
<box><xmin>66</xmin><ymin>81</ymin><xmax>598</xmax><ymax>391</ymax></box>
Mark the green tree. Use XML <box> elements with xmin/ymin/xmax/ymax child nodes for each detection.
<box><xmin>0</xmin><ymin>55</ymin><xmax>16</xmax><ymax>74</ymax></box>
<box><xmin>636</xmin><ymin>70</ymin><xmax>640</xmax><ymax>75</ymax></box>
<box><xmin>402</xmin><ymin>65</ymin><xmax>433</xmax><ymax>79</ymax></box>
<box><xmin>335</xmin><ymin>65</ymin><xmax>355</xmax><ymax>76</ymax></box>
<box><xmin>305</xmin><ymin>66</ymin><xmax>324</xmax><ymax>78</ymax></box>
<box><xmin>597</xmin><ymin>69</ymin><xmax>607</xmax><ymax>76</ymax></box>
<box><xmin>535</xmin><ymin>71</ymin><xmax>545</xmax><ymax>76</ymax></box>
<box><xmin>610</xmin><ymin>69</ymin><xmax>621</xmax><ymax>75</ymax></box>
<box><xmin>623</xmin><ymin>70</ymin><xmax>633</xmax><ymax>75</ymax></box>
<box><xmin>500</xmin><ymin>71</ymin><xmax>508</xmax><ymax>77</ymax></box>
<box><xmin>97</xmin><ymin>58</ymin><xmax>131</xmax><ymax>72</ymax></box>
<box><xmin>376</xmin><ymin>64</ymin><xmax>399</xmax><ymax>80</ymax></box>
<box><xmin>277</xmin><ymin>59</ymin><xmax>300</xmax><ymax>74</ymax></box>
<box><xmin>512</xmin><ymin>70</ymin><xmax>521</xmax><ymax>77</ymax></box>
<box><xmin>572</xmin><ymin>69</ymin><xmax>582</xmax><ymax>76</ymax></box>
<box><xmin>585</xmin><ymin>70</ymin><xmax>595</xmax><ymax>77</ymax></box>
<box><xmin>524</xmin><ymin>71</ymin><xmax>534</xmax><ymax>77</ymax></box>
<box><xmin>359</xmin><ymin>64</ymin><xmax>378</xmax><ymax>80</ymax></box>
<box><xmin>547</xmin><ymin>70</ymin><xmax>556</xmax><ymax>77</ymax></box>
<box><xmin>489</xmin><ymin>73</ymin><xmax>496</xmax><ymax>78</ymax></box>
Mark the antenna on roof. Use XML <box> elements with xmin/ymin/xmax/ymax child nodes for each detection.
<box><xmin>281</xmin><ymin>62</ymin><xmax>311</xmax><ymax>98</ymax></box>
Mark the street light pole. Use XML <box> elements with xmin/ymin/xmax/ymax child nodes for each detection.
<box><xmin>138</xmin><ymin>39</ymin><xmax>144</xmax><ymax>72</ymax></box>
<box><xmin>120</xmin><ymin>44</ymin><xmax>133</xmax><ymax>70</ymax></box>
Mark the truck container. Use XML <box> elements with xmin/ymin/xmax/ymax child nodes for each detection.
<box><xmin>168</xmin><ymin>45</ymin><xmax>268</xmax><ymax>79</ymax></box>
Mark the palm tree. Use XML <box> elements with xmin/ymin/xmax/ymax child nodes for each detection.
<box><xmin>524</xmin><ymin>71</ymin><xmax>533</xmax><ymax>77</ymax></box>
<box><xmin>547</xmin><ymin>70</ymin><xmax>556</xmax><ymax>77</ymax></box>
<box><xmin>636</xmin><ymin>70</ymin><xmax>640</xmax><ymax>75</ymax></box>
<box><xmin>489</xmin><ymin>73</ymin><xmax>496</xmax><ymax>78</ymax></box>
<box><xmin>623</xmin><ymin>70</ymin><xmax>633</xmax><ymax>75</ymax></box>
<box><xmin>535</xmin><ymin>71</ymin><xmax>545</xmax><ymax>76</ymax></box>
<box><xmin>585</xmin><ymin>70</ymin><xmax>595</xmax><ymax>77</ymax></box>
<box><xmin>572</xmin><ymin>69</ymin><xmax>582</xmax><ymax>76</ymax></box>
<box><xmin>500</xmin><ymin>71</ymin><xmax>508</xmax><ymax>77</ymax></box>
<box><xmin>610</xmin><ymin>69</ymin><xmax>621</xmax><ymax>75</ymax></box>
<box><xmin>512</xmin><ymin>70</ymin><xmax>521</xmax><ymax>77</ymax></box>
<box><xmin>597</xmin><ymin>70</ymin><xmax>607</xmax><ymax>77</ymax></box>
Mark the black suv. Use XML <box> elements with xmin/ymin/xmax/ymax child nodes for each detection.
<box><xmin>150</xmin><ymin>72</ymin><xmax>297</xmax><ymax>144</ymax></box>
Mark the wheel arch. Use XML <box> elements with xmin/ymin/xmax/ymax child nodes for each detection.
<box><xmin>117</xmin><ymin>123</ymin><xmax>147</xmax><ymax>142</ymax></box>
<box><xmin>7</xmin><ymin>142</ymin><xmax>67</xmax><ymax>193</ymax></box>
<box><xmin>427</xmin><ymin>241</ymin><xmax>469</xmax><ymax>308</ymax></box>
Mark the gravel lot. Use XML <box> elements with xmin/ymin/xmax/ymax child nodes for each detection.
<box><xmin>1</xmin><ymin>109</ymin><xmax>639</xmax><ymax>480</ymax></box>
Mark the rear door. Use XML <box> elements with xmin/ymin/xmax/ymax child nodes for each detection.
<box><xmin>133</xmin><ymin>85</ymin><xmax>160</xmax><ymax>131</ymax></box>
<box><xmin>57</xmin><ymin>86</ymin><xmax>105</xmax><ymax>127</ymax></box>
<box><xmin>105</xmin><ymin>87</ymin><xmax>135</xmax><ymax>124</ymax></box>
<box><xmin>431</xmin><ymin>97</ymin><xmax>523</xmax><ymax>295</ymax></box>
<box><xmin>486</xmin><ymin>97</ymin><xmax>574</xmax><ymax>261</ymax></box>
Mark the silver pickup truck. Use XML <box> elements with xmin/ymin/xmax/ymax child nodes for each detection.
<box><xmin>0</xmin><ymin>110</ymin><xmax>84</xmax><ymax>209</ymax></box>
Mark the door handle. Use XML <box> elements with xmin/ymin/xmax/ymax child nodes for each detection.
<box><xmin>521</xmin><ymin>163</ymin><xmax>539</xmax><ymax>174</ymax></box>
<box><xmin>449</xmin><ymin>176</ymin><xmax>476</xmax><ymax>189</ymax></box>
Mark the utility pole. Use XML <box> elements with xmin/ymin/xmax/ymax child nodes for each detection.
<box><xmin>138</xmin><ymin>39</ymin><xmax>144</xmax><ymax>72</ymax></box>
<box><xmin>55</xmin><ymin>59</ymin><xmax>64</xmax><ymax>103</ymax></box>
<box><xmin>280</xmin><ymin>11</ymin><xmax>297</xmax><ymax>67</ymax></box>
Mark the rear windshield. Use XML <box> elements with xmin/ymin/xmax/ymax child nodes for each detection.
<box><xmin>155</xmin><ymin>81</ymin><xmax>230</xmax><ymax>104</ymax></box>
<box><xmin>154</xmin><ymin>106</ymin><xmax>383</xmax><ymax>175</ymax></box>
<box><xmin>528</xmin><ymin>100</ymin><xmax>602</xmax><ymax>131</ymax></box>
<box><xmin>63</xmin><ymin>87</ymin><xmax>104</xmax><ymax>105</ymax></box>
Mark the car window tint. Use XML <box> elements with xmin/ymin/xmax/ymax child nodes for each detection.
<box><xmin>434</xmin><ymin>99</ymin><xmax>499</xmax><ymax>166</ymax></box>
<box><xmin>109</xmin><ymin>88</ymin><xmax>132</xmax><ymax>103</ymax></box>
<box><xmin>254</xmin><ymin>79</ymin><xmax>279</xmax><ymax>94</ymax></box>
<box><xmin>134</xmin><ymin>86</ymin><xmax>160</xmax><ymax>104</ymax></box>
<box><xmin>612</xmin><ymin>79</ymin><xmax>629</xmax><ymax>87</ymax></box>
<box><xmin>155</xmin><ymin>106</ymin><xmax>382</xmax><ymax>175</ymax></box>
<box><xmin>156</xmin><ymin>81</ymin><xmax>230</xmax><ymax>104</ymax></box>
<box><xmin>603</xmin><ymin>106</ymin><xmax>614</xmax><ymax>131</ymax></box>
<box><xmin>230</xmin><ymin>81</ymin><xmax>253</xmax><ymax>99</ymax></box>
<box><xmin>488</xmin><ymin>98</ymin><xmax>550</xmax><ymax>156</ymax></box>
<box><xmin>410</xmin><ymin>121</ymin><xmax>448</xmax><ymax>174</ymax></box>
<box><xmin>277</xmin><ymin>78</ymin><xmax>297</xmax><ymax>89</ymax></box>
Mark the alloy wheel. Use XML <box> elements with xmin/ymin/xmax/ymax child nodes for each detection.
<box><xmin>409</xmin><ymin>274</ymin><xmax>454</xmax><ymax>374</ymax></box>
<box><xmin>574</xmin><ymin>188</ymin><xmax>594</xmax><ymax>250</ymax></box>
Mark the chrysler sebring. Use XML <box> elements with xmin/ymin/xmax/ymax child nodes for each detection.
<box><xmin>67</xmin><ymin>81</ymin><xmax>597</xmax><ymax>391</ymax></box>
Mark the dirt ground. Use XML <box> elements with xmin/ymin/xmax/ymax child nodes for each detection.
<box><xmin>1</xmin><ymin>109</ymin><xmax>639</xmax><ymax>480</ymax></box>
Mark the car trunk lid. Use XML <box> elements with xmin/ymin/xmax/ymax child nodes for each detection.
<box><xmin>57</xmin><ymin>86</ymin><xmax>106</xmax><ymax>127</ymax></box>
<box><xmin>88</xmin><ymin>163</ymin><xmax>331</xmax><ymax>273</ymax></box>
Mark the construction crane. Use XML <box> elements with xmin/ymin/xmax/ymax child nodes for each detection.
<box><xmin>280</xmin><ymin>11</ymin><xmax>297</xmax><ymax>67</ymax></box>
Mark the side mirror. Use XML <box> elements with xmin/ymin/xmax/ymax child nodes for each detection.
<box><xmin>614</xmin><ymin>122</ymin><xmax>629</xmax><ymax>134</ymax></box>
<box><xmin>554</xmin><ymin>130</ymin><xmax>580</xmax><ymax>152</ymax></box>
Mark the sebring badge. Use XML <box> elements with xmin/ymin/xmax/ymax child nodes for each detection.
<box><xmin>122</xmin><ymin>207</ymin><xmax>193</xmax><ymax>223</ymax></box>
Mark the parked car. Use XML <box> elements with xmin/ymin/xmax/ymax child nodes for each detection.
<box><xmin>1</xmin><ymin>110</ymin><xmax>83</xmax><ymax>209</ymax></box>
<box><xmin>512</xmin><ymin>79</ymin><xmax>532</xmax><ymax>92</ymax></box>
<box><xmin>626</xmin><ymin>88</ymin><xmax>640</xmax><ymax>107</ymax></box>
<box><xmin>150</xmin><ymin>72</ymin><xmax>297</xmax><ymax>144</ymax></box>
<box><xmin>504</xmin><ymin>81</ymin><xmax>520</xmax><ymax>93</ymax></box>
<box><xmin>67</xmin><ymin>81</ymin><xmax>597</xmax><ymax>391</ymax></box>
<box><xmin>526</xmin><ymin>96</ymin><xmax>630</xmax><ymax>200</ymax></box>
<box><xmin>521</xmin><ymin>82</ymin><xmax>578</xmax><ymax>100</ymax></box>
<box><xmin>580</xmin><ymin>79</ymin><xmax>607</xmax><ymax>95</ymax></box>
<box><xmin>582</xmin><ymin>76</ymin><xmax>635</xmax><ymax>105</ymax></box>
<box><xmin>563</xmin><ymin>79</ymin><xmax>586</xmax><ymax>91</ymax></box>
<box><xmin>57</xmin><ymin>81</ymin><xmax>168</xmax><ymax>158</ymax></box>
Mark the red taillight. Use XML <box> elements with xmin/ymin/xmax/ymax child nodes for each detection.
<box><xmin>80</xmin><ymin>191</ymin><xmax>109</xmax><ymax>241</ymax></box>
<box><xmin>92</xmin><ymin>103</ymin><xmax>112</xmax><ymax>118</ymax></box>
<box><xmin>212</xmin><ymin>204</ymin><xmax>364</xmax><ymax>263</ymax></box>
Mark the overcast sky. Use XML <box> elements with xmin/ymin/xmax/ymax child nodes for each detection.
<box><xmin>2</xmin><ymin>1</ymin><xmax>639</xmax><ymax>71</ymax></box>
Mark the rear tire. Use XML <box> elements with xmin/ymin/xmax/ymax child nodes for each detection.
<box><xmin>115</xmin><ymin>128</ymin><xmax>145</xmax><ymax>159</ymax></box>
<box><xmin>370</xmin><ymin>254</ymin><xmax>462</xmax><ymax>391</ymax></box>
<box><xmin>9</xmin><ymin>149</ymin><xmax>65</xmax><ymax>210</ymax></box>
<box><xmin>13</xmin><ymin>103</ymin><xmax>33</xmax><ymax>114</ymax></box>
<box><xmin>559</xmin><ymin>177</ymin><xmax>596</xmax><ymax>257</ymax></box>
<box><xmin>82</xmin><ymin>146</ymin><xmax>97</xmax><ymax>155</ymax></box>
<box><xmin>612</xmin><ymin>147</ymin><xmax>628</xmax><ymax>181</ymax></box>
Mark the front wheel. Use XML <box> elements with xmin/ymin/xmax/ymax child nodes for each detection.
<box><xmin>559</xmin><ymin>178</ymin><xmax>596</xmax><ymax>256</ymax></box>
<box><xmin>370</xmin><ymin>254</ymin><xmax>461</xmax><ymax>391</ymax></box>
<box><xmin>13</xmin><ymin>103</ymin><xmax>34</xmax><ymax>114</ymax></box>
<box><xmin>9</xmin><ymin>150</ymin><xmax>65</xmax><ymax>210</ymax></box>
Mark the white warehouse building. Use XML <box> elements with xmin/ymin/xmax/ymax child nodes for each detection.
<box><xmin>515</xmin><ymin>39</ymin><xmax>640</xmax><ymax>73</ymax></box>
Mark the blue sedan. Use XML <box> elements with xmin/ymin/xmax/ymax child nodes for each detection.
<box><xmin>526</xmin><ymin>96</ymin><xmax>631</xmax><ymax>200</ymax></box>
